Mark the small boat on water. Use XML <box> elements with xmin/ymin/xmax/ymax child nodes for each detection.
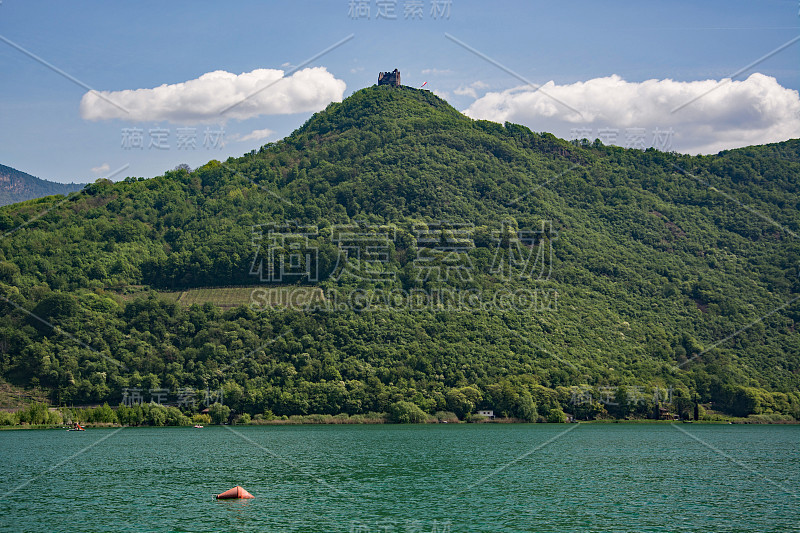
<box><xmin>194</xmin><ymin>424</ymin><xmax>204</xmax><ymax>429</ymax></box>
<box><xmin>67</xmin><ymin>422</ymin><xmax>85</xmax><ymax>431</ymax></box>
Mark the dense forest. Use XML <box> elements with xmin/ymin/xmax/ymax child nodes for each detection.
<box><xmin>1</xmin><ymin>86</ymin><xmax>798</xmax><ymax>423</ymax></box>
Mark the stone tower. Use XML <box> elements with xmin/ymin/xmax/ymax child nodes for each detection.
<box><xmin>378</xmin><ymin>69</ymin><xmax>401</xmax><ymax>87</ymax></box>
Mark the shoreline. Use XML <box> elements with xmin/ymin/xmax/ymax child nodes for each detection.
<box><xmin>3</xmin><ymin>417</ymin><xmax>797</xmax><ymax>431</ymax></box>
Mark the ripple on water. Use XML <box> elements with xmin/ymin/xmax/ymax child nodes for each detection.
<box><xmin>0</xmin><ymin>424</ymin><xmax>797</xmax><ymax>532</ymax></box>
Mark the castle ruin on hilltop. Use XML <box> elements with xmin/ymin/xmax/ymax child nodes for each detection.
<box><xmin>378</xmin><ymin>69</ymin><xmax>401</xmax><ymax>87</ymax></box>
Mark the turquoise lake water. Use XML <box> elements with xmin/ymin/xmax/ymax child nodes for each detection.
<box><xmin>1</xmin><ymin>424</ymin><xmax>798</xmax><ymax>532</ymax></box>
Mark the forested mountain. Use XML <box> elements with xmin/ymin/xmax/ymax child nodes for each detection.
<box><xmin>0</xmin><ymin>164</ymin><xmax>85</xmax><ymax>207</ymax></box>
<box><xmin>0</xmin><ymin>86</ymin><xmax>798</xmax><ymax>421</ymax></box>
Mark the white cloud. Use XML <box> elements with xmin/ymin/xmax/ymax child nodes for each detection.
<box><xmin>454</xmin><ymin>80</ymin><xmax>489</xmax><ymax>99</ymax></box>
<box><xmin>231</xmin><ymin>128</ymin><xmax>275</xmax><ymax>143</ymax></box>
<box><xmin>454</xmin><ymin>87</ymin><xmax>477</xmax><ymax>98</ymax></box>
<box><xmin>421</xmin><ymin>68</ymin><xmax>453</xmax><ymax>75</ymax></box>
<box><xmin>463</xmin><ymin>73</ymin><xmax>800</xmax><ymax>154</ymax></box>
<box><xmin>91</xmin><ymin>163</ymin><xmax>110</xmax><ymax>175</ymax></box>
<box><xmin>80</xmin><ymin>67</ymin><xmax>346</xmax><ymax>124</ymax></box>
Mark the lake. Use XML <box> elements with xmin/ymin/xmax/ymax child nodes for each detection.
<box><xmin>1</xmin><ymin>424</ymin><xmax>798</xmax><ymax>532</ymax></box>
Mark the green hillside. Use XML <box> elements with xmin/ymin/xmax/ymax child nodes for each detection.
<box><xmin>1</xmin><ymin>85</ymin><xmax>798</xmax><ymax>421</ymax></box>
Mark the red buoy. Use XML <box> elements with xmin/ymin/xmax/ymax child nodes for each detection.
<box><xmin>216</xmin><ymin>486</ymin><xmax>254</xmax><ymax>499</ymax></box>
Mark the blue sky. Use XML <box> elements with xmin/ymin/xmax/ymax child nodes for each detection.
<box><xmin>1</xmin><ymin>0</ymin><xmax>798</xmax><ymax>183</ymax></box>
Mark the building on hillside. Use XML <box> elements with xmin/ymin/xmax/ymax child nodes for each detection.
<box><xmin>477</xmin><ymin>410</ymin><xmax>495</xmax><ymax>419</ymax></box>
<box><xmin>378</xmin><ymin>69</ymin><xmax>401</xmax><ymax>87</ymax></box>
<box><xmin>656</xmin><ymin>405</ymin><xmax>679</xmax><ymax>421</ymax></box>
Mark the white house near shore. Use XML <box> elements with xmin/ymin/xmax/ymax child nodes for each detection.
<box><xmin>477</xmin><ymin>410</ymin><xmax>495</xmax><ymax>419</ymax></box>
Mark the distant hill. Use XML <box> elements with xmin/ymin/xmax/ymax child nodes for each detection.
<box><xmin>0</xmin><ymin>164</ymin><xmax>86</xmax><ymax>206</ymax></box>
